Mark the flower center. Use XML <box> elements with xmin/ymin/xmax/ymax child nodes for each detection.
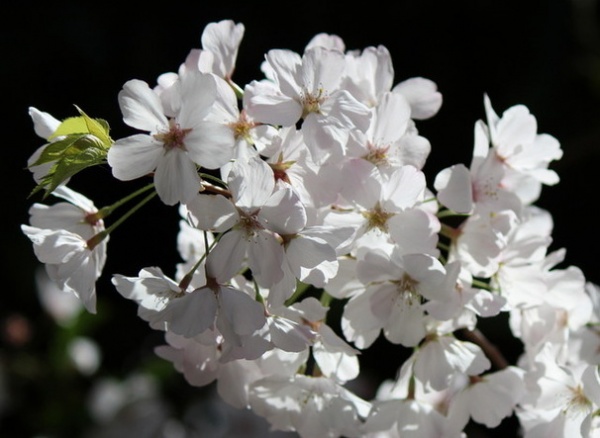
<box><xmin>300</xmin><ymin>87</ymin><xmax>326</xmax><ymax>118</ymax></box>
<box><xmin>229</xmin><ymin>110</ymin><xmax>256</xmax><ymax>142</ymax></box>
<box><xmin>363</xmin><ymin>202</ymin><xmax>394</xmax><ymax>232</ymax></box>
<box><xmin>363</xmin><ymin>142</ymin><xmax>391</xmax><ymax>166</ymax></box>
<box><xmin>392</xmin><ymin>273</ymin><xmax>421</xmax><ymax>305</ymax></box>
<box><xmin>565</xmin><ymin>385</ymin><xmax>592</xmax><ymax>417</ymax></box>
<box><xmin>269</xmin><ymin>153</ymin><xmax>296</xmax><ymax>185</ymax></box>
<box><xmin>237</xmin><ymin>209</ymin><xmax>264</xmax><ymax>237</ymax></box>
<box><xmin>154</xmin><ymin>120</ymin><xmax>192</xmax><ymax>151</ymax></box>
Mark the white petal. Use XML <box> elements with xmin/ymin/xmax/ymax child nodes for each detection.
<box><xmin>245</xmin><ymin>82</ymin><xmax>303</xmax><ymax>126</ymax></box>
<box><xmin>269</xmin><ymin>317</ymin><xmax>314</xmax><ymax>352</ymax></box>
<box><xmin>265</xmin><ymin>49</ymin><xmax>303</xmax><ymax>96</ymax></box>
<box><xmin>119</xmin><ymin>79</ymin><xmax>168</xmax><ymax>132</ymax></box>
<box><xmin>260</xmin><ymin>187</ymin><xmax>306</xmax><ymax>234</ymax></box>
<box><xmin>206</xmin><ymin>230</ymin><xmax>247</xmax><ymax>283</ymax></box>
<box><xmin>177</xmin><ymin>72</ymin><xmax>217</xmax><ymax>127</ymax></box>
<box><xmin>154</xmin><ymin>149</ymin><xmax>202</xmax><ymax>205</ymax></box>
<box><xmin>184</xmin><ymin>193</ymin><xmax>238</xmax><ymax>232</ymax></box>
<box><xmin>219</xmin><ymin>286</ymin><xmax>266</xmax><ymax>336</ymax></box>
<box><xmin>287</xmin><ymin>235</ymin><xmax>338</xmax><ymax>287</ymax></box>
<box><xmin>313</xmin><ymin>343</ymin><xmax>359</xmax><ymax>383</ymax></box>
<box><xmin>248</xmin><ymin>231</ymin><xmax>285</xmax><ymax>287</ymax></box>
<box><xmin>392</xmin><ymin>77</ymin><xmax>443</xmax><ymax>120</ymax></box>
<box><xmin>372</xmin><ymin>92</ymin><xmax>411</xmax><ymax>142</ymax></box>
<box><xmin>29</xmin><ymin>107</ymin><xmax>61</xmax><ymax>139</ymax></box>
<box><xmin>162</xmin><ymin>288</ymin><xmax>217</xmax><ymax>337</ymax></box>
<box><xmin>184</xmin><ymin>121</ymin><xmax>234</xmax><ymax>169</ymax></box>
<box><xmin>229</xmin><ymin>157</ymin><xmax>274</xmax><ymax>209</ymax></box>
<box><xmin>107</xmin><ymin>134</ymin><xmax>163</xmax><ymax>180</ymax></box>
<box><xmin>434</xmin><ymin>164</ymin><xmax>473</xmax><ymax>214</ymax></box>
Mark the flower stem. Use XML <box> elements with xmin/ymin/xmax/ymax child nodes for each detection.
<box><xmin>87</xmin><ymin>190</ymin><xmax>157</xmax><ymax>250</ymax></box>
<box><xmin>90</xmin><ymin>183</ymin><xmax>156</xmax><ymax>222</ymax></box>
<box><xmin>178</xmin><ymin>231</ymin><xmax>219</xmax><ymax>291</ymax></box>
<box><xmin>460</xmin><ymin>327</ymin><xmax>509</xmax><ymax>370</ymax></box>
<box><xmin>284</xmin><ymin>281</ymin><xmax>311</xmax><ymax>306</ymax></box>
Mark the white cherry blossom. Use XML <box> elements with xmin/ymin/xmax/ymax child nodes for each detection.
<box><xmin>107</xmin><ymin>71</ymin><xmax>234</xmax><ymax>205</ymax></box>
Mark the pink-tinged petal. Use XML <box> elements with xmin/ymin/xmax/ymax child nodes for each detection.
<box><xmin>268</xmin><ymin>317</ymin><xmax>314</xmax><ymax>352</ymax></box>
<box><xmin>392</xmin><ymin>77</ymin><xmax>443</xmax><ymax>120</ymax></box>
<box><xmin>218</xmin><ymin>330</ymin><xmax>272</xmax><ymax>362</ymax></box>
<box><xmin>248</xmin><ymin>231</ymin><xmax>285</xmax><ymax>287</ymax></box>
<box><xmin>356</xmin><ymin>248</ymin><xmax>398</xmax><ymax>284</ymax></box>
<box><xmin>107</xmin><ymin>134</ymin><xmax>163</xmax><ymax>180</ymax></box>
<box><xmin>184</xmin><ymin>121</ymin><xmax>234</xmax><ymax>169</ymax></box>
<box><xmin>162</xmin><ymin>288</ymin><xmax>217</xmax><ymax>337</ymax></box>
<box><xmin>260</xmin><ymin>188</ymin><xmax>306</xmax><ymax>234</ymax></box>
<box><xmin>434</xmin><ymin>164</ymin><xmax>473</xmax><ymax>214</ymax></box>
<box><xmin>324</xmin><ymin>90</ymin><xmax>371</xmax><ymax>131</ymax></box>
<box><xmin>244</xmin><ymin>80</ymin><xmax>303</xmax><ymax>126</ymax></box>
<box><xmin>184</xmin><ymin>194</ymin><xmax>238</xmax><ymax>232</ymax></box>
<box><xmin>228</xmin><ymin>157</ymin><xmax>274</xmax><ymax>209</ymax></box>
<box><xmin>206</xmin><ymin>230</ymin><xmax>247</xmax><ymax>283</ymax></box>
<box><xmin>306</xmin><ymin>33</ymin><xmax>346</xmax><ymax>52</ymax></box>
<box><xmin>301</xmin><ymin>46</ymin><xmax>345</xmax><ymax>93</ymax></box>
<box><xmin>177</xmin><ymin>72</ymin><xmax>218</xmax><ymax>128</ymax></box>
<box><xmin>385</xmin><ymin>296</ymin><xmax>426</xmax><ymax>347</ymax></box>
<box><xmin>265</xmin><ymin>49</ymin><xmax>303</xmax><ymax>97</ymax></box>
<box><xmin>340</xmin><ymin>159</ymin><xmax>381</xmax><ymax>208</ymax></box>
<box><xmin>383</xmin><ymin>165</ymin><xmax>426</xmax><ymax>210</ymax></box>
<box><xmin>286</xmin><ymin>235</ymin><xmax>337</xmax><ymax>287</ymax></box>
<box><xmin>200</xmin><ymin>20</ymin><xmax>245</xmax><ymax>78</ymax></box>
<box><xmin>156</xmin><ymin>338</ymin><xmax>219</xmax><ymax>387</ymax></box>
<box><xmin>154</xmin><ymin>148</ymin><xmax>201</xmax><ymax>205</ymax></box>
<box><xmin>218</xmin><ymin>286</ymin><xmax>266</xmax><ymax>336</ymax></box>
<box><xmin>387</xmin><ymin>209</ymin><xmax>439</xmax><ymax>256</ymax></box>
<box><xmin>494</xmin><ymin>105</ymin><xmax>537</xmax><ymax>153</ymax></box>
<box><xmin>372</xmin><ymin>92</ymin><xmax>411</xmax><ymax>143</ymax></box>
<box><xmin>396</xmin><ymin>134</ymin><xmax>431</xmax><ymax>170</ymax></box>
<box><xmin>119</xmin><ymin>79</ymin><xmax>168</xmax><ymax>132</ymax></box>
<box><xmin>366</xmin><ymin>284</ymin><xmax>397</xmax><ymax>324</ymax></box>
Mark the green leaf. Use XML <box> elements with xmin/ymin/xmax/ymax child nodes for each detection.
<box><xmin>28</xmin><ymin>106</ymin><xmax>113</xmax><ymax>199</ymax></box>
<box><xmin>47</xmin><ymin>106</ymin><xmax>111</xmax><ymax>149</ymax></box>
<box><xmin>48</xmin><ymin>117</ymin><xmax>89</xmax><ymax>140</ymax></box>
<box><xmin>75</xmin><ymin>106</ymin><xmax>111</xmax><ymax>147</ymax></box>
<box><xmin>29</xmin><ymin>144</ymin><xmax>107</xmax><ymax>199</ymax></box>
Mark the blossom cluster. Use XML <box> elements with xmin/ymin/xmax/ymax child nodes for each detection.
<box><xmin>22</xmin><ymin>19</ymin><xmax>600</xmax><ymax>437</ymax></box>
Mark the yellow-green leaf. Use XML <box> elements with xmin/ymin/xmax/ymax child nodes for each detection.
<box><xmin>48</xmin><ymin>117</ymin><xmax>89</xmax><ymax>140</ymax></box>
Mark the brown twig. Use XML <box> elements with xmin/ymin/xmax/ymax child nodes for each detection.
<box><xmin>460</xmin><ymin>327</ymin><xmax>510</xmax><ymax>370</ymax></box>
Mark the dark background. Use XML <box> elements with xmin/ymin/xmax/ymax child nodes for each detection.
<box><xmin>4</xmin><ymin>1</ymin><xmax>600</xmax><ymax>436</ymax></box>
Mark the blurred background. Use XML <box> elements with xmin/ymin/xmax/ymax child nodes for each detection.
<box><xmin>4</xmin><ymin>0</ymin><xmax>600</xmax><ymax>436</ymax></box>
